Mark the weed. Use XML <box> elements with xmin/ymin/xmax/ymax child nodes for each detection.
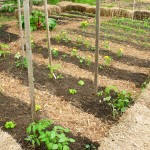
<box><xmin>77</xmin><ymin>56</ymin><xmax>85</xmax><ymax>64</ymax></box>
<box><xmin>85</xmin><ymin>143</ymin><xmax>96</xmax><ymax>150</ymax></box>
<box><xmin>104</xmin><ymin>41</ymin><xmax>109</xmax><ymax>49</ymax></box>
<box><xmin>85</xmin><ymin>55</ymin><xmax>92</xmax><ymax>66</ymax></box>
<box><xmin>25</xmin><ymin>119</ymin><xmax>75</xmax><ymax>149</ymax></box>
<box><xmin>62</xmin><ymin>54</ymin><xmax>68</xmax><ymax>59</ymax></box>
<box><xmin>5</xmin><ymin>121</ymin><xmax>16</xmax><ymax>129</ymax></box>
<box><xmin>69</xmin><ymin>89</ymin><xmax>77</xmax><ymax>95</ymax></box>
<box><xmin>0</xmin><ymin>43</ymin><xmax>10</xmax><ymax>57</ymax></box>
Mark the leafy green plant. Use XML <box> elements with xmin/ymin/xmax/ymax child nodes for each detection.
<box><xmin>25</xmin><ymin>119</ymin><xmax>75</xmax><ymax>150</ymax></box>
<box><xmin>98</xmin><ymin>86</ymin><xmax>132</xmax><ymax>118</ymax></box>
<box><xmin>77</xmin><ymin>56</ymin><xmax>85</xmax><ymax>64</ymax></box>
<box><xmin>69</xmin><ymin>89</ymin><xmax>77</xmax><ymax>95</ymax></box>
<box><xmin>22</xmin><ymin>10</ymin><xmax>56</xmax><ymax>32</ymax></box>
<box><xmin>1</xmin><ymin>4</ymin><xmax>15</xmax><ymax>13</ymax></box>
<box><xmin>48</xmin><ymin>64</ymin><xmax>62</xmax><ymax>79</ymax></box>
<box><xmin>103</xmin><ymin>55</ymin><xmax>113</xmax><ymax>66</ymax></box>
<box><xmin>5</xmin><ymin>121</ymin><xmax>16</xmax><ymax>129</ymax></box>
<box><xmin>71</xmin><ymin>48</ymin><xmax>78</xmax><ymax>56</ymax></box>
<box><xmin>85</xmin><ymin>144</ymin><xmax>96</xmax><ymax>150</ymax></box>
<box><xmin>0</xmin><ymin>43</ymin><xmax>10</xmax><ymax>57</ymax></box>
<box><xmin>80</xmin><ymin>21</ymin><xmax>89</xmax><ymax>28</ymax></box>
<box><xmin>52</xmin><ymin>48</ymin><xmax>59</xmax><ymax>57</ymax></box>
<box><xmin>35</xmin><ymin>104</ymin><xmax>41</xmax><ymax>112</ymax></box>
<box><xmin>141</xmin><ymin>76</ymin><xmax>150</xmax><ymax>91</ymax></box>
<box><xmin>15</xmin><ymin>53</ymin><xmax>28</xmax><ymax>69</ymax></box>
<box><xmin>33</xmin><ymin>0</ymin><xmax>43</xmax><ymax>5</ymax></box>
<box><xmin>85</xmin><ymin>55</ymin><xmax>92</xmax><ymax>66</ymax></box>
<box><xmin>62</xmin><ymin>54</ymin><xmax>68</xmax><ymax>59</ymax></box>
<box><xmin>116</xmin><ymin>48</ymin><xmax>123</xmax><ymax>57</ymax></box>
<box><xmin>78</xmin><ymin>80</ymin><xmax>85</xmax><ymax>86</ymax></box>
<box><xmin>104</xmin><ymin>41</ymin><xmax>109</xmax><ymax>49</ymax></box>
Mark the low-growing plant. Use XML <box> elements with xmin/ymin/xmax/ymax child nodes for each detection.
<box><xmin>103</xmin><ymin>55</ymin><xmax>113</xmax><ymax>66</ymax></box>
<box><xmin>85</xmin><ymin>55</ymin><xmax>92</xmax><ymax>66</ymax></box>
<box><xmin>62</xmin><ymin>54</ymin><xmax>68</xmax><ymax>59</ymax></box>
<box><xmin>1</xmin><ymin>4</ymin><xmax>15</xmax><ymax>13</ymax></box>
<box><xmin>35</xmin><ymin>104</ymin><xmax>41</xmax><ymax>112</ymax></box>
<box><xmin>85</xmin><ymin>144</ymin><xmax>96</xmax><ymax>150</ymax></box>
<box><xmin>69</xmin><ymin>89</ymin><xmax>77</xmax><ymax>95</ymax></box>
<box><xmin>76</xmin><ymin>35</ymin><xmax>83</xmax><ymax>46</ymax></box>
<box><xmin>116</xmin><ymin>48</ymin><xmax>123</xmax><ymax>57</ymax></box>
<box><xmin>15</xmin><ymin>53</ymin><xmax>28</xmax><ymax>69</ymax></box>
<box><xmin>98</xmin><ymin>86</ymin><xmax>132</xmax><ymax>118</ymax></box>
<box><xmin>104</xmin><ymin>41</ymin><xmax>109</xmax><ymax>49</ymax></box>
<box><xmin>32</xmin><ymin>0</ymin><xmax>43</xmax><ymax>5</ymax></box>
<box><xmin>48</xmin><ymin>64</ymin><xmax>62</xmax><ymax>79</ymax></box>
<box><xmin>71</xmin><ymin>48</ymin><xmax>78</xmax><ymax>56</ymax></box>
<box><xmin>5</xmin><ymin>121</ymin><xmax>16</xmax><ymax>129</ymax></box>
<box><xmin>141</xmin><ymin>76</ymin><xmax>150</xmax><ymax>91</ymax></box>
<box><xmin>52</xmin><ymin>48</ymin><xmax>59</xmax><ymax>57</ymax></box>
<box><xmin>76</xmin><ymin>56</ymin><xmax>85</xmax><ymax>64</ymax></box>
<box><xmin>0</xmin><ymin>43</ymin><xmax>10</xmax><ymax>57</ymax></box>
<box><xmin>80</xmin><ymin>21</ymin><xmax>89</xmax><ymax>28</ymax></box>
<box><xmin>25</xmin><ymin>119</ymin><xmax>75</xmax><ymax>150</ymax></box>
<box><xmin>78</xmin><ymin>80</ymin><xmax>85</xmax><ymax>86</ymax></box>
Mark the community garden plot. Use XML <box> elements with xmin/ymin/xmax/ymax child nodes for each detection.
<box><xmin>0</xmin><ymin>11</ymin><xmax>150</xmax><ymax>149</ymax></box>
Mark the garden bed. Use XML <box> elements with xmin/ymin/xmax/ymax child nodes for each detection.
<box><xmin>0</xmin><ymin>12</ymin><xmax>150</xmax><ymax>149</ymax></box>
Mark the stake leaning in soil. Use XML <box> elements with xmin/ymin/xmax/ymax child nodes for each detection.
<box><xmin>23</xmin><ymin>0</ymin><xmax>36</xmax><ymax>121</ymax></box>
<box><xmin>94</xmin><ymin>0</ymin><xmax>100</xmax><ymax>95</ymax></box>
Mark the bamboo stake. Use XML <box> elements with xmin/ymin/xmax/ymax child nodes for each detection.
<box><xmin>23</xmin><ymin>0</ymin><xmax>36</xmax><ymax>122</ymax></box>
<box><xmin>94</xmin><ymin>0</ymin><xmax>100</xmax><ymax>95</ymax></box>
<box><xmin>132</xmin><ymin>0</ymin><xmax>136</xmax><ymax>20</ymax></box>
<box><xmin>44</xmin><ymin>0</ymin><xmax>52</xmax><ymax>65</ymax></box>
<box><xmin>17</xmin><ymin>0</ymin><xmax>25</xmax><ymax>57</ymax></box>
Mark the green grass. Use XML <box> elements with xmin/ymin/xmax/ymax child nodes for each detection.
<box><xmin>0</xmin><ymin>15</ymin><xmax>15</xmax><ymax>25</ymax></box>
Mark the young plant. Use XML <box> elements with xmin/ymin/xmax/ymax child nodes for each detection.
<box><xmin>98</xmin><ymin>86</ymin><xmax>132</xmax><ymax>118</ymax></box>
<box><xmin>35</xmin><ymin>104</ymin><xmax>41</xmax><ymax>112</ymax></box>
<box><xmin>5</xmin><ymin>121</ymin><xmax>16</xmax><ymax>129</ymax></box>
<box><xmin>76</xmin><ymin>35</ymin><xmax>83</xmax><ymax>46</ymax></box>
<box><xmin>78</xmin><ymin>80</ymin><xmax>85</xmax><ymax>86</ymax></box>
<box><xmin>85</xmin><ymin>144</ymin><xmax>96</xmax><ymax>150</ymax></box>
<box><xmin>104</xmin><ymin>41</ymin><xmax>109</xmax><ymax>49</ymax></box>
<box><xmin>0</xmin><ymin>43</ymin><xmax>10</xmax><ymax>57</ymax></box>
<box><xmin>116</xmin><ymin>48</ymin><xmax>123</xmax><ymax>57</ymax></box>
<box><xmin>25</xmin><ymin>119</ymin><xmax>75</xmax><ymax>149</ymax></box>
<box><xmin>52</xmin><ymin>48</ymin><xmax>59</xmax><ymax>57</ymax></box>
<box><xmin>80</xmin><ymin>21</ymin><xmax>89</xmax><ymax>29</ymax></box>
<box><xmin>71</xmin><ymin>48</ymin><xmax>78</xmax><ymax>56</ymax></box>
<box><xmin>85</xmin><ymin>55</ymin><xmax>92</xmax><ymax>66</ymax></box>
<box><xmin>69</xmin><ymin>89</ymin><xmax>77</xmax><ymax>95</ymax></box>
<box><xmin>62</xmin><ymin>54</ymin><xmax>68</xmax><ymax>59</ymax></box>
<box><xmin>103</xmin><ymin>55</ymin><xmax>113</xmax><ymax>66</ymax></box>
<box><xmin>48</xmin><ymin>64</ymin><xmax>62</xmax><ymax>79</ymax></box>
<box><xmin>77</xmin><ymin>56</ymin><xmax>85</xmax><ymax>64</ymax></box>
<box><xmin>15</xmin><ymin>53</ymin><xmax>28</xmax><ymax>69</ymax></box>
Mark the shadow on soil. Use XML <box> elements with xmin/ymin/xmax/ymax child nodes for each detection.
<box><xmin>0</xmin><ymin>25</ymin><xmax>19</xmax><ymax>43</ymax></box>
<box><xmin>0</xmin><ymin>92</ymin><xmax>99</xmax><ymax>150</ymax></box>
<box><xmin>32</xmin><ymin>45</ymin><xmax>149</xmax><ymax>87</ymax></box>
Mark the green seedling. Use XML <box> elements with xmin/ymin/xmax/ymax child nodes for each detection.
<box><xmin>52</xmin><ymin>48</ymin><xmax>59</xmax><ymax>57</ymax></box>
<box><xmin>85</xmin><ymin>144</ymin><xmax>96</xmax><ymax>150</ymax></box>
<box><xmin>15</xmin><ymin>53</ymin><xmax>28</xmax><ymax>69</ymax></box>
<box><xmin>77</xmin><ymin>56</ymin><xmax>85</xmax><ymax>64</ymax></box>
<box><xmin>5</xmin><ymin>121</ymin><xmax>16</xmax><ymax>129</ymax></box>
<box><xmin>80</xmin><ymin>21</ymin><xmax>89</xmax><ymax>28</ymax></box>
<box><xmin>116</xmin><ymin>48</ymin><xmax>123</xmax><ymax>57</ymax></box>
<box><xmin>99</xmin><ymin>64</ymin><xmax>103</xmax><ymax>70</ymax></box>
<box><xmin>0</xmin><ymin>43</ymin><xmax>10</xmax><ymax>57</ymax></box>
<box><xmin>35</xmin><ymin>104</ymin><xmax>41</xmax><ymax>112</ymax></box>
<box><xmin>104</xmin><ymin>41</ymin><xmax>109</xmax><ymax>49</ymax></box>
<box><xmin>85</xmin><ymin>55</ymin><xmax>92</xmax><ymax>66</ymax></box>
<box><xmin>71</xmin><ymin>48</ymin><xmax>78</xmax><ymax>56</ymax></box>
<box><xmin>104</xmin><ymin>55</ymin><xmax>113</xmax><ymax>66</ymax></box>
<box><xmin>48</xmin><ymin>64</ymin><xmax>62</xmax><ymax>79</ymax></box>
<box><xmin>78</xmin><ymin>80</ymin><xmax>85</xmax><ymax>86</ymax></box>
<box><xmin>25</xmin><ymin>119</ymin><xmax>75</xmax><ymax>149</ymax></box>
<box><xmin>69</xmin><ymin>89</ymin><xmax>77</xmax><ymax>95</ymax></box>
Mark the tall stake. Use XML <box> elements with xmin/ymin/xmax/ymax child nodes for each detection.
<box><xmin>132</xmin><ymin>0</ymin><xmax>136</xmax><ymax>20</ymax></box>
<box><xmin>17</xmin><ymin>0</ymin><xmax>25</xmax><ymax>57</ymax></box>
<box><xmin>23</xmin><ymin>0</ymin><xmax>36</xmax><ymax>121</ymax></box>
<box><xmin>94</xmin><ymin>0</ymin><xmax>100</xmax><ymax>95</ymax></box>
<box><xmin>44</xmin><ymin>0</ymin><xmax>52</xmax><ymax>65</ymax></box>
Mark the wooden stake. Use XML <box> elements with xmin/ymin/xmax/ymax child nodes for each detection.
<box><xmin>94</xmin><ymin>0</ymin><xmax>100</xmax><ymax>95</ymax></box>
<box><xmin>17</xmin><ymin>0</ymin><xmax>25</xmax><ymax>57</ymax></box>
<box><xmin>44</xmin><ymin>0</ymin><xmax>52</xmax><ymax>65</ymax></box>
<box><xmin>132</xmin><ymin>0</ymin><xmax>136</xmax><ymax>20</ymax></box>
<box><xmin>23</xmin><ymin>0</ymin><xmax>36</xmax><ymax>122</ymax></box>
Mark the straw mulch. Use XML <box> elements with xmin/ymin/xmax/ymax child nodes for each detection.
<box><xmin>99</xmin><ymin>83</ymin><xmax>150</xmax><ymax>150</ymax></box>
<box><xmin>0</xmin><ymin>129</ymin><xmax>22</xmax><ymax>150</ymax></box>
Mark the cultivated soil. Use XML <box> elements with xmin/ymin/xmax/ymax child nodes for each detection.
<box><xmin>0</xmin><ymin>12</ymin><xmax>150</xmax><ymax>150</ymax></box>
